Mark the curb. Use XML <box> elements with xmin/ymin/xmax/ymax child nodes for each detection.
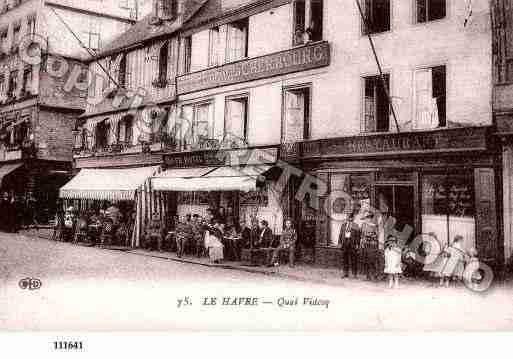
<box><xmin>124</xmin><ymin>249</ymin><xmax>332</xmax><ymax>285</ymax></box>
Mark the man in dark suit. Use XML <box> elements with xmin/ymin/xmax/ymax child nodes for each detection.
<box><xmin>339</xmin><ymin>213</ymin><xmax>361</xmax><ymax>278</ymax></box>
<box><xmin>258</xmin><ymin>220</ymin><xmax>273</xmax><ymax>248</ymax></box>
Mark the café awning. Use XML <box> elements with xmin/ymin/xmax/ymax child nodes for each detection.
<box><xmin>0</xmin><ymin>162</ymin><xmax>23</xmax><ymax>187</ymax></box>
<box><xmin>151</xmin><ymin>165</ymin><xmax>271</xmax><ymax>192</ymax></box>
<box><xmin>59</xmin><ymin>166</ymin><xmax>160</xmax><ymax>201</ymax></box>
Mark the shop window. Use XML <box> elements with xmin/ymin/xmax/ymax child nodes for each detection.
<box><xmin>225</xmin><ymin>95</ymin><xmax>248</xmax><ymax>144</ymax></box>
<box><xmin>226</xmin><ymin>18</ymin><xmax>248</xmax><ymax>63</ymax></box>
<box><xmin>362</xmin><ymin>0</ymin><xmax>390</xmax><ymax>35</ymax></box>
<box><xmin>293</xmin><ymin>0</ymin><xmax>323</xmax><ymax>45</ymax></box>
<box><xmin>414</xmin><ymin>65</ymin><xmax>446</xmax><ymax>129</ymax></box>
<box><xmin>362</xmin><ymin>74</ymin><xmax>390</xmax><ymax>133</ymax></box>
<box><xmin>283</xmin><ymin>86</ymin><xmax>311</xmax><ymax>142</ymax></box>
<box><xmin>416</xmin><ymin>0</ymin><xmax>446</xmax><ymax>23</ymax></box>
<box><xmin>421</xmin><ymin>173</ymin><xmax>475</xmax><ymax>250</ymax></box>
<box><xmin>208</xmin><ymin>26</ymin><xmax>220</xmax><ymax>67</ymax></box>
<box><xmin>7</xmin><ymin>70</ymin><xmax>18</xmax><ymax>99</ymax></box>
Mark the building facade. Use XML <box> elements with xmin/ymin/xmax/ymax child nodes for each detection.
<box><xmin>0</xmin><ymin>0</ymin><xmax>139</xmax><ymax>225</ymax></box>
<box><xmin>67</xmin><ymin>0</ymin><xmax>503</xmax><ymax>269</ymax></box>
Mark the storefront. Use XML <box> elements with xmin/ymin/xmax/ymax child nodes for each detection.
<box><xmin>155</xmin><ymin>146</ymin><xmax>284</xmax><ymax>236</ymax></box>
<box><xmin>282</xmin><ymin>126</ymin><xmax>502</xmax><ymax>269</ymax></box>
<box><xmin>59</xmin><ymin>165</ymin><xmax>162</xmax><ymax>247</ymax></box>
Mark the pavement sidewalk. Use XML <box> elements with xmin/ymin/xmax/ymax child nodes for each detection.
<box><xmin>16</xmin><ymin>227</ymin><xmax>444</xmax><ymax>289</ymax></box>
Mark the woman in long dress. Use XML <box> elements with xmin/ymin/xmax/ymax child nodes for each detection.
<box><xmin>204</xmin><ymin>221</ymin><xmax>224</xmax><ymax>263</ymax></box>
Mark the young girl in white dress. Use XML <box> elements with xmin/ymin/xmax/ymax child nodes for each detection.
<box><xmin>384</xmin><ymin>235</ymin><xmax>403</xmax><ymax>289</ymax></box>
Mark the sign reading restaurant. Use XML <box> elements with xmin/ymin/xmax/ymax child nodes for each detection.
<box><xmin>177</xmin><ymin>41</ymin><xmax>331</xmax><ymax>95</ymax></box>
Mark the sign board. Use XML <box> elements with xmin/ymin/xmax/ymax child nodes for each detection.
<box><xmin>177</xmin><ymin>42</ymin><xmax>330</xmax><ymax>95</ymax></box>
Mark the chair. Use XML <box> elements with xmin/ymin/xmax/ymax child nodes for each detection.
<box><xmin>100</xmin><ymin>218</ymin><xmax>116</xmax><ymax>245</ymax></box>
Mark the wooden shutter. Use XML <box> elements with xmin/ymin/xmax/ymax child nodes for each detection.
<box><xmin>474</xmin><ymin>168</ymin><xmax>499</xmax><ymax>263</ymax></box>
<box><xmin>315</xmin><ymin>172</ymin><xmax>329</xmax><ymax>246</ymax></box>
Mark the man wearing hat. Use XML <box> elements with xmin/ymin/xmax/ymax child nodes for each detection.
<box><xmin>338</xmin><ymin>212</ymin><xmax>361</xmax><ymax>278</ymax></box>
<box><xmin>361</xmin><ymin>210</ymin><xmax>379</xmax><ymax>281</ymax></box>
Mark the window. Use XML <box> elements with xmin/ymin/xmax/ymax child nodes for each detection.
<box><xmin>421</xmin><ymin>173</ymin><xmax>475</xmax><ymax>250</ymax></box>
<box><xmin>117</xmin><ymin>116</ymin><xmax>134</xmax><ymax>145</ymax></box>
<box><xmin>362</xmin><ymin>74</ymin><xmax>390</xmax><ymax>132</ymax></box>
<box><xmin>294</xmin><ymin>0</ymin><xmax>323</xmax><ymax>45</ymax></box>
<box><xmin>0</xmin><ymin>28</ymin><xmax>7</xmax><ymax>50</ymax></box>
<box><xmin>226</xmin><ymin>19</ymin><xmax>248</xmax><ymax>63</ymax></box>
<box><xmin>118</xmin><ymin>54</ymin><xmax>127</xmax><ymax>88</ymax></box>
<box><xmin>414</xmin><ymin>65</ymin><xmax>446</xmax><ymax>129</ymax></box>
<box><xmin>208</xmin><ymin>26</ymin><xmax>220</xmax><ymax>67</ymax></box>
<box><xmin>225</xmin><ymin>95</ymin><xmax>248</xmax><ymax>144</ymax></box>
<box><xmin>416</xmin><ymin>0</ymin><xmax>446</xmax><ymax>23</ymax></box>
<box><xmin>283</xmin><ymin>86</ymin><xmax>311</xmax><ymax>142</ymax></box>
<box><xmin>13</xmin><ymin>121</ymin><xmax>28</xmax><ymax>146</ymax></box>
<box><xmin>155</xmin><ymin>0</ymin><xmax>177</xmax><ymax>20</ymax></box>
<box><xmin>27</xmin><ymin>15</ymin><xmax>36</xmax><ymax>35</ymax></box>
<box><xmin>13</xmin><ymin>23</ymin><xmax>21</xmax><ymax>48</ymax></box>
<box><xmin>95</xmin><ymin>120</ymin><xmax>109</xmax><ymax>149</ymax></box>
<box><xmin>362</xmin><ymin>0</ymin><xmax>390</xmax><ymax>34</ymax></box>
<box><xmin>179</xmin><ymin>101</ymin><xmax>215</xmax><ymax>148</ymax></box>
<box><xmin>85</xmin><ymin>19</ymin><xmax>101</xmax><ymax>52</ymax></box>
<box><xmin>0</xmin><ymin>74</ymin><xmax>5</xmax><ymax>97</ymax></box>
<box><xmin>183</xmin><ymin>36</ymin><xmax>192</xmax><ymax>74</ymax></box>
<box><xmin>157</xmin><ymin>42</ymin><xmax>168</xmax><ymax>85</ymax></box>
<box><xmin>7</xmin><ymin>70</ymin><xmax>18</xmax><ymax>99</ymax></box>
<box><xmin>22</xmin><ymin>67</ymin><xmax>32</xmax><ymax>95</ymax></box>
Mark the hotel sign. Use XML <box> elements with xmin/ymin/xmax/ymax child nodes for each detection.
<box><xmin>177</xmin><ymin>41</ymin><xmax>331</xmax><ymax>95</ymax></box>
<box><xmin>165</xmin><ymin>147</ymin><xmax>279</xmax><ymax>168</ymax></box>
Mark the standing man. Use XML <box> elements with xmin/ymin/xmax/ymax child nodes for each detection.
<box><xmin>361</xmin><ymin>211</ymin><xmax>379</xmax><ymax>281</ymax></box>
<box><xmin>258</xmin><ymin>220</ymin><xmax>273</xmax><ymax>248</ymax></box>
<box><xmin>338</xmin><ymin>213</ymin><xmax>361</xmax><ymax>278</ymax></box>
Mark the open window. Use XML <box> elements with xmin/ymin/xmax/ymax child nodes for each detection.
<box><xmin>22</xmin><ymin>67</ymin><xmax>32</xmax><ymax>96</ymax></box>
<box><xmin>226</xmin><ymin>18</ymin><xmax>248</xmax><ymax>63</ymax></box>
<box><xmin>208</xmin><ymin>26</ymin><xmax>220</xmax><ymax>67</ymax></box>
<box><xmin>118</xmin><ymin>54</ymin><xmax>127</xmax><ymax>88</ymax></box>
<box><xmin>283</xmin><ymin>86</ymin><xmax>311</xmax><ymax>142</ymax></box>
<box><xmin>416</xmin><ymin>0</ymin><xmax>446</xmax><ymax>23</ymax></box>
<box><xmin>414</xmin><ymin>65</ymin><xmax>446</xmax><ymax>129</ymax></box>
<box><xmin>85</xmin><ymin>19</ymin><xmax>101</xmax><ymax>52</ymax></box>
<box><xmin>95</xmin><ymin>120</ymin><xmax>110</xmax><ymax>149</ymax></box>
<box><xmin>155</xmin><ymin>0</ymin><xmax>178</xmax><ymax>20</ymax></box>
<box><xmin>7</xmin><ymin>70</ymin><xmax>18</xmax><ymax>99</ymax></box>
<box><xmin>362</xmin><ymin>0</ymin><xmax>390</xmax><ymax>35</ymax></box>
<box><xmin>182</xmin><ymin>36</ymin><xmax>192</xmax><ymax>74</ymax></box>
<box><xmin>180</xmin><ymin>101</ymin><xmax>215</xmax><ymax>148</ymax></box>
<box><xmin>225</xmin><ymin>95</ymin><xmax>249</xmax><ymax>144</ymax></box>
<box><xmin>155</xmin><ymin>42</ymin><xmax>168</xmax><ymax>87</ymax></box>
<box><xmin>117</xmin><ymin>115</ymin><xmax>134</xmax><ymax>146</ymax></box>
<box><xmin>362</xmin><ymin>74</ymin><xmax>390</xmax><ymax>133</ymax></box>
<box><xmin>293</xmin><ymin>0</ymin><xmax>324</xmax><ymax>46</ymax></box>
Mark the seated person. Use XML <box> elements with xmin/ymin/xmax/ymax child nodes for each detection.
<box><xmin>269</xmin><ymin>219</ymin><xmax>297</xmax><ymax>267</ymax></box>
<box><xmin>257</xmin><ymin>220</ymin><xmax>273</xmax><ymax>248</ymax></box>
<box><xmin>143</xmin><ymin>213</ymin><xmax>164</xmax><ymax>251</ymax></box>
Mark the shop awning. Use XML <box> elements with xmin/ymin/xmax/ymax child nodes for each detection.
<box><xmin>0</xmin><ymin>162</ymin><xmax>23</xmax><ymax>187</ymax></box>
<box><xmin>151</xmin><ymin>165</ymin><xmax>271</xmax><ymax>192</ymax></box>
<box><xmin>59</xmin><ymin>166</ymin><xmax>160</xmax><ymax>201</ymax></box>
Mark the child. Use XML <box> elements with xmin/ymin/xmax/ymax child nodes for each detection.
<box><xmin>438</xmin><ymin>235</ymin><xmax>465</xmax><ymax>287</ymax></box>
<box><xmin>384</xmin><ymin>235</ymin><xmax>403</xmax><ymax>289</ymax></box>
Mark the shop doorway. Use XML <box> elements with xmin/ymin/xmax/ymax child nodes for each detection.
<box><xmin>375</xmin><ymin>184</ymin><xmax>415</xmax><ymax>241</ymax></box>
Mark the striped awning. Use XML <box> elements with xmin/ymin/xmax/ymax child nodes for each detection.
<box><xmin>151</xmin><ymin>165</ymin><xmax>271</xmax><ymax>192</ymax></box>
<box><xmin>59</xmin><ymin>166</ymin><xmax>160</xmax><ymax>201</ymax></box>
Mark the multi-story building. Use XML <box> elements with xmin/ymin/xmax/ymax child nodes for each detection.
<box><xmin>0</xmin><ymin>0</ymin><xmax>141</xmax><ymax>224</ymax></box>
<box><xmin>66</xmin><ymin>0</ymin><xmax>503</xmax><ymax>269</ymax></box>
<box><xmin>62</xmin><ymin>0</ymin><xmax>207</xmax><ymax>246</ymax></box>
<box><xmin>156</xmin><ymin>0</ymin><xmax>499</xmax><ymax>267</ymax></box>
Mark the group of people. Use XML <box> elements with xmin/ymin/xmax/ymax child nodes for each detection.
<box><xmin>56</xmin><ymin>203</ymin><xmax>134</xmax><ymax>245</ymax></box>
<box><xmin>143</xmin><ymin>208</ymin><xmax>298</xmax><ymax>267</ymax></box>
<box><xmin>339</xmin><ymin>211</ymin><xmax>482</xmax><ymax>289</ymax></box>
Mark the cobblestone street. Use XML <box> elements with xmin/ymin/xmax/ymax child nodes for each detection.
<box><xmin>0</xmin><ymin>232</ymin><xmax>512</xmax><ymax>332</ymax></box>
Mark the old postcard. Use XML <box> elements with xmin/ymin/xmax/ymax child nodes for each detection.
<box><xmin>0</xmin><ymin>0</ymin><xmax>512</xmax><ymax>341</ymax></box>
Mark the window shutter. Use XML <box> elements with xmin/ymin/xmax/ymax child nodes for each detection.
<box><xmin>474</xmin><ymin>168</ymin><xmax>499</xmax><ymax>263</ymax></box>
<box><xmin>415</xmin><ymin>68</ymin><xmax>433</xmax><ymax>129</ymax></box>
<box><xmin>284</xmin><ymin>90</ymin><xmax>305</xmax><ymax>142</ymax></box>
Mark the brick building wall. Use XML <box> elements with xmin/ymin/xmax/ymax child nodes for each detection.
<box><xmin>36</xmin><ymin>108</ymin><xmax>78</xmax><ymax>162</ymax></box>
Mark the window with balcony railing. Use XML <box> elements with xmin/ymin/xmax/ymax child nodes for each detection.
<box><xmin>7</xmin><ymin>70</ymin><xmax>18</xmax><ymax>100</ymax></box>
<box><xmin>293</xmin><ymin>0</ymin><xmax>323</xmax><ymax>46</ymax></box>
